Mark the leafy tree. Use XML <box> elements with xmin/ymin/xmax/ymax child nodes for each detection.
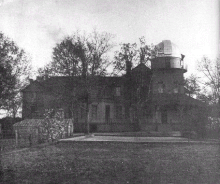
<box><xmin>113</xmin><ymin>38</ymin><xmax>153</xmax><ymax>130</ymax></box>
<box><xmin>48</xmin><ymin>30</ymin><xmax>114</xmax><ymax>77</ymax></box>
<box><xmin>0</xmin><ymin>32</ymin><xmax>31</xmax><ymax>118</ymax></box>
<box><xmin>113</xmin><ymin>37</ymin><xmax>152</xmax><ymax>75</ymax></box>
<box><xmin>0</xmin><ymin>61</ymin><xmax>16</xmax><ymax>108</ymax></box>
<box><xmin>113</xmin><ymin>43</ymin><xmax>138</xmax><ymax>75</ymax></box>
<box><xmin>41</xmin><ymin>30</ymin><xmax>115</xmax><ymax>133</ymax></box>
<box><xmin>184</xmin><ymin>74</ymin><xmax>201</xmax><ymax>98</ymax></box>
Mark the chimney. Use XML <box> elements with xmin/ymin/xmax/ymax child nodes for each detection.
<box><xmin>126</xmin><ymin>59</ymin><xmax>132</xmax><ymax>76</ymax></box>
<box><xmin>36</xmin><ymin>76</ymin><xmax>43</xmax><ymax>82</ymax></box>
<box><xmin>44</xmin><ymin>74</ymin><xmax>49</xmax><ymax>80</ymax></box>
<box><xmin>29</xmin><ymin>79</ymin><xmax>33</xmax><ymax>83</ymax></box>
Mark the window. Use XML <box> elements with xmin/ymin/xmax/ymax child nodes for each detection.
<box><xmin>33</xmin><ymin>92</ymin><xmax>36</xmax><ymax>99</ymax></box>
<box><xmin>115</xmin><ymin>87</ymin><xmax>121</xmax><ymax>96</ymax></box>
<box><xmin>31</xmin><ymin>104</ymin><xmax>37</xmax><ymax>113</ymax></box>
<box><xmin>92</xmin><ymin>105</ymin><xmax>98</xmax><ymax>119</ymax></box>
<box><xmin>158</xmin><ymin>81</ymin><xmax>165</xmax><ymax>93</ymax></box>
<box><xmin>136</xmin><ymin>87</ymin><xmax>140</xmax><ymax>99</ymax></box>
<box><xmin>80</xmin><ymin>105</ymin><xmax>85</xmax><ymax>119</ymax></box>
<box><xmin>29</xmin><ymin>92</ymin><xmax>37</xmax><ymax>102</ymax></box>
<box><xmin>173</xmin><ymin>81</ymin><xmax>179</xmax><ymax>93</ymax></box>
<box><xmin>165</xmin><ymin>58</ymin><xmax>170</xmax><ymax>68</ymax></box>
<box><xmin>104</xmin><ymin>87</ymin><xmax>111</xmax><ymax>97</ymax></box>
<box><xmin>116</xmin><ymin>106</ymin><xmax>122</xmax><ymax>119</ymax></box>
<box><xmin>161</xmin><ymin>109</ymin><xmax>168</xmax><ymax>124</ymax></box>
<box><xmin>173</xmin><ymin>88</ymin><xmax>178</xmax><ymax>93</ymax></box>
<box><xmin>68</xmin><ymin>108</ymin><xmax>73</xmax><ymax>118</ymax></box>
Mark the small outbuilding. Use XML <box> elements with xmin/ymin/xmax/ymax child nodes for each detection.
<box><xmin>13</xmin><ymin>119</ymin><xmax>74</xmax><ymax>147</ymax></box>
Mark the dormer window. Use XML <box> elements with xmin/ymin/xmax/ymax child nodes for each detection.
<box><xmin>115</xmin><ymin>87</ymin><xmax>121</xmax><ymax>96</ymax></box>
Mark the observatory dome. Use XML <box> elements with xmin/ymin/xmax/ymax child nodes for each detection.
<box><xmin>155</xmin><ymin>40</ymin><xmax>181</xmax><ymax>58</ymax></box>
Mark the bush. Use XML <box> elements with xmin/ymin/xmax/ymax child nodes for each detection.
<box><xmin>39</xmin><ymin>109</ymin><xmax>66</xmax><ymax>142</ymax></box>
<box><xmin>182</xmin><ymin>131</ymin><xmax>197</xmax><ymax>139</ymax></box>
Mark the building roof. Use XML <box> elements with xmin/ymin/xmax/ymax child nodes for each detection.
<box><xmin>155</xmin><ymin>40</ymin><xmax>182</xmax><ymax>58</ymax></box>
<box><xmin>152</xmin><ymin>94</ymin><xmax>205</xmax><ymax>107</ymax></box>
<box><xmin>13</xmin><ymin>119</ymin><xmax>43</xmax><ymax>127</ymax></box>
<box><xmin>13</xmin><ymin>119</ymin><xmax>73</xmax><ymax>127</ymax></box>
<box><xmin>22</xmin><ymin>75</ymin><xmax>124</xmax><ymax>92</ymax></box>
<box><xmin>22</xmin><ymin>63</ymin><xmax>153</xmax><ymax>93</ymax></box>
<box><xmin>132</xmin><ymin>63</ymin><xmax>151</xmax><ymax>73</ymax></box>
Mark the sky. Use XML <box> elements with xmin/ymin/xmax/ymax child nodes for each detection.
<box><xmin>0</xmin><ymin>0</ymin><xmax>219</xmax><ymax>76</ymax></box>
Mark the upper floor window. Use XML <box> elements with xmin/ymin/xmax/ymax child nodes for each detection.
<box><xmin>165</xmin><ymin>58</ymin><xmax>170</xmax><ymax>68</ymax></box>
<box><xmin>173</xmin><ymin>88</ymin><xmax>178</xmax><ymax>93</ymax></box>
<box><xmin>28</xmin><ymin>92</ymin><xmax>37</xmax><ymax>102</ymax></box>
<box><xmin>104</xmin><ymin>87</ymin><xmax>111</xmax><ymax>97</ymax></box>
<box><xmin>173</xmin><ymin>81</ymin><xmax>179</xmax><ymax>93</ymax></box>
<box><xmin>158</xmin><ymin>81</ymin><xmax>165</xmax><ymax>93</ymax></box>
<box><xmin>33</xmin><ymin>92</ymin><xmax>36</xmax><ymax>99</ymax></box>
<box><xmin>31</xmin><ymin>104</ymin><xmax>37</xmax><ymax>113</ymax></box>
<box><xmin>115</xmin><ymin>87</ymin><xmax>121</xmax><ymax>96</ymax></box>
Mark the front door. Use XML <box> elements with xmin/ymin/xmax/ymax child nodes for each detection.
<box><xmin>105</xmin><ymin>105</ymin><xmax>110</xmax><ymax>123</ymax></box>
<box><xmin>161</xmin><ymin>109</ymin><xmax>167</xmax><ymax>124</ymax></box>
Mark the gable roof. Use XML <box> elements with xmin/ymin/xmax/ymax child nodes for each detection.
<box><xmin>131</xmin><ymin>63</ymin><xmax>151</xmax><ymax>73</ymax></box>
<box><xmin>21</xmin><ymin>80</ymin><xmax>45</xmax><ymax>92</ymax></box>
<box><xmin>13</xmin><ymin>119</ymin><xmax>73</xmax><ymax>127</ymax></box>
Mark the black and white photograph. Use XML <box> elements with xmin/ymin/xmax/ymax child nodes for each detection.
<box><xmin>0</xmin><ymin>0</ymin><xmax>219</xmax><ymax>183</ymax></box>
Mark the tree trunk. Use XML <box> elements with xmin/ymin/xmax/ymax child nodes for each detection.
<box><xmin>85</xmin><ymin>95</ymin><xmax>90</xmax><ymax>134</ymax></box>
<box><xmin>0</xmin><ymin>137</ymin><xmax>3</xmax><ymax>181</ymax></box>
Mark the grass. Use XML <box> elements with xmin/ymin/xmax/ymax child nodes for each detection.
<box><xmin>1</xmin><ymin>141</ymin><xmax>220</xmax><ymax>183</ymax></box>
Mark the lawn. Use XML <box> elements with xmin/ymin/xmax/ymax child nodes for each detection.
<box><xmin>1</xmin><ymin>141</ymin><xmax>220</xmax><ymax>183</ymax></box>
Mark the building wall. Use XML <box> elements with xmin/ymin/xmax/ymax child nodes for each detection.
<box><xmin>22</xmin><ymin>62</ymin><xmax>205</xmax><ymax>133</ymax></box>
<box><xmin>77</xmin><ymin>101</ymin><xmax>126</xmax><ymax>124</ymax></box>
<box><xmin>152</xmin><ymin>69</ymin><xmax>184</xmax><ymax>94</ymax></box>
<box><xmin>168</xmin><ymin>110</ymin><xmax>181</xmax><ymax>124</ymax></box>
<box><xmin>23</xmin><ymin>90</ymin><xmax>57</xmax><ymax>119</ymax></box>
<box><xmin>151</xmin><ymin>57</ymin><xmax>183</xmax><ymax>69</ymax></box>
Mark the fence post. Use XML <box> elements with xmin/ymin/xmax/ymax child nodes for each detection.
<box><xmin>0</xmin><ymin>124</ymin><xmax>3</xmax><ymax>181</ymax></box>
<box><xmin>15</xmin><ymin>130</ymin><xmax>18</xmax><ymax>147</ymax></box>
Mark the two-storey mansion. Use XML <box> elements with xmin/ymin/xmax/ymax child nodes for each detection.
<box><xmin>22</xmin><ymin>40</ymin><xmax>205</xmax><ymax>133</ymax></box>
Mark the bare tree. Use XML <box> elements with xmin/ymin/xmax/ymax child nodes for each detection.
<box><xmin>198</xmin><ymin>56</ymin><xmax>220</xmax><ymax>105</ymax></box>
<box><xmin>197</xmin><ymin>56</ymin><xmax>220</xmax><ymax>138</ymax></box>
